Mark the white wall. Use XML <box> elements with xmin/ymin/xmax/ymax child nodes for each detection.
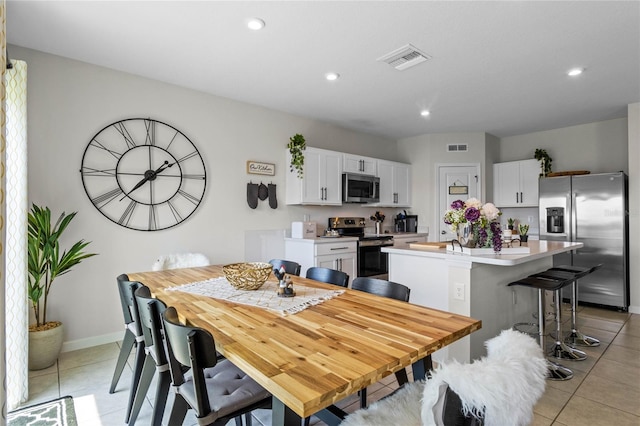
<box><xmin>13</xmin><ymin>45</ymin><xmax>401</xmax><ymax>348</ymax></box>
<box><xmin>628</xmin><ymin>103</ymin><xmax>639</xmax><ymax>314</ymax></box>
<box><xmin>498</xmin><ymin>118</ymin><xmax>629</xmax><ymax>174</ymax></box>
<box><xmin>396</xmin><ymin>133</ymin><xmax>498</xmax><ymax>241</ymax></box>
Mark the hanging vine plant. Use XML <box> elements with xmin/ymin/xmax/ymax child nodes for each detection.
<box><xmin>288</xmin><ymin>133</ymin><xmax>306</xmax><ymax>178</ymax></box>
<box><xmin>534</xmin><ymin>148</ymin><xmax>553</xmax><ymax>177</ymax></box>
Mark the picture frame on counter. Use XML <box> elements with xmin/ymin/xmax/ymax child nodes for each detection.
<box><xmin>247</xmin><ymin>161</ymin><xmax>275</xmax><ymax>176</ymax></box>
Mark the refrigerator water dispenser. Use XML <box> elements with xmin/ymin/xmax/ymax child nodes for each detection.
<box><xmin>546</xmin><ymin>207</ymin><xmax>564</xmax><ymax>233</ymax></box>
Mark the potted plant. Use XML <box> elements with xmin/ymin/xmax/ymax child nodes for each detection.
<box><xmin>27</xmin><ymin>204</ymin><xmax>97</xmax><ymax>370</ymax></box>
<box><xmin>534</xmin><ymin>148</ymin><xmax>553</xmax><ymax>177</ymax></box>
<box><xmin>288</xmin><ymin>133</ymin><xmax>306</xmax><ymax>178</ymax></box>
<box><xmin>507</xmin><ymin>218</ymin><xmax>515</xmax><ymax>230</ymax></box>
<box><xmin>519</xmin><ymin>224</ymin><xmax>530</xmax><ymax>243</ymax></box>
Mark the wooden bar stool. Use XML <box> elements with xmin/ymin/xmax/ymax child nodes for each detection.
<box><xmin>549</xmin><ymin>264</ymin><xmax>603</xmax><ymax>347</ymax></box>
<box><xmin>508</xmin><ymin>275</ymin><xmax>575</xmax><ymax>381</ymax></box>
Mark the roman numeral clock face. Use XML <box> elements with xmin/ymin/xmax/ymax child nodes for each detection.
<box><xmin>80</xmin><ymin>118</ymin><xmax>206</xmax><ymax>231</ymax></box>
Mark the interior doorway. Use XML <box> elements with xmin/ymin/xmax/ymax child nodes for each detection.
<box><xmin>437</xmin><ymin>164</ymin><xmax>481</xmax><ymax>242</ymax></box>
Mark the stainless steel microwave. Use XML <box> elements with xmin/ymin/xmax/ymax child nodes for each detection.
<box><xmin>342</xmin><ymin>173</ymin><xmax>380</xmax><ymax>203</ymax></box>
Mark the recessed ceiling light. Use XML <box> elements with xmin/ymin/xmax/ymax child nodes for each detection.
<box><xmin>567</xmin><ymin>68</ymin><xmax>584</xmax><ymax>77</ymax></box>
<box><xmin>325</xmin><ymin>72</ymin><xmax>340</xmax><ymax>81</ymax></box>
<box><xmin>420</xmin><ymin>110</ymin><xmax>430</xmax><ymax>117</ymax></box>
<box><xmin>247</xmin><ymin>18</ymin><xmax>265</xmax><ymax>31</ymax></box>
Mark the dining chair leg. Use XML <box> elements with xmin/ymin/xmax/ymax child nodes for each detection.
<box><xmin>125</xmin><ymin>341</ymin><xmax>146</xmax><ymax>423</ymax></box>
<box><xmin>129</xmin><ymin>355</ymin><xmax>155</xmax><ymax>425</ymax></box>
<box><xmin>151</xmin><ymin>371</ymin><xmax>171</xmax><ymax>426</ymax></box>
<box><xmin>167</xmin><ymin>394</ymin><xmax>189</xmax><ymax>426</ymax></box>
<box><xmin>109</xmin><ymin>329</ymin><xmax>135</xmax><ymax>393</ymax></box>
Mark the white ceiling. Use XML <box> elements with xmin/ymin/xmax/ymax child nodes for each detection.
<box><xmin>6</xmin><ymin>1</ymin><xmax>640</xmax><ymax>140</ymax></box>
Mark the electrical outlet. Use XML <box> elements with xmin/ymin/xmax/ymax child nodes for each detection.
<box><xmin>454</xmin><ymin>283</ymin><xmax>465</xmax><ymax>300</ymax></box>
<box><xmin>528</xmin><ymin>216</ymin><xmax>534</xmax><ymax>223</ymax></box>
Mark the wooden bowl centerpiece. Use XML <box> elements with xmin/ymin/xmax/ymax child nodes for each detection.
<box><xmin>223</xmin><ymin>262</ymin><xmax>272</xmax><ymax>290</ymax></box>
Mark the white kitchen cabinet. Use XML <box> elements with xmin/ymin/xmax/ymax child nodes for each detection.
<box><xmin>392</xmin><ymin>234</ymin><xmax>427</xmax><ymax>249</ymax></box>
<box><xmin>343</xmin><ymin>153</ymin><xmax>377</xmax><ymax>175</ymax></box>
<box><xmin>373</xmin><ymin>160</ymin><xmax>411</xmax><ymax>207</ymax></box>
<box><xmin>286</xmin><ymin>147</ymin><xmax>342</xmax><ymax>205</ymax></box>
<box><xmin>493</xmin><ymin>159</ymin><xmax>539</xmax><ymax>207</ymax></box>
<box><xmin>284</xmin><ymin>238</ymin><xmax>357</xmax><ymax>284</ymax></box>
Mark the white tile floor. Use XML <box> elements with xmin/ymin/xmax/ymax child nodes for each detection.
<box><xmin>20</xmin><ymin>305</ymin><xmax>639</xmax><ymax>425</ymax></box>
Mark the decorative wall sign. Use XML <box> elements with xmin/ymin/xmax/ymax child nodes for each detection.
<box><xmin>247</xmin><ymin>161</ymin><xmax>275</xmax><ymax>176</ymax></box>
<box><xmin>449</xmin><ymin>185</ymin><xmax>468</xmax><ymax>195</ymax></box>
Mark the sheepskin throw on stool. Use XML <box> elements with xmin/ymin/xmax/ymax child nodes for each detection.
<box><xmin>151</xmin><ymin>253</ymin><xmax>210</xmax><ymax>271</ymax></box>
<box><xmin>341</xmin><ymin>329</ymin><xmax>547</xmax><ymax>426</ymax></box>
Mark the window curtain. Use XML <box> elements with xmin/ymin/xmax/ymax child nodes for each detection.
<box><xmin>4</xmin><ymin>58</ymin><xmax>29</xmax><ymax>410</ymax></box>
<box><xmin>1</xmin><ymin>0</ymin><xmax>9</xmax><ymax>419</ymax></box>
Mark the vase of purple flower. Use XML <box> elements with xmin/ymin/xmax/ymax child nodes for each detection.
<box><xmin>443</xmin><ymin>198</ymin><xmax>503</xmax><ymax>252</ymax></box>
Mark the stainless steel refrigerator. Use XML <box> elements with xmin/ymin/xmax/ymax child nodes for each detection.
<box><xmin>539</xmin><ymin>172</ymin><xmax>629</xmax><ymax>311</ymax></box>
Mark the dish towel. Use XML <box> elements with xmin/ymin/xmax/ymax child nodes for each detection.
<box><xmin>168</xmin><ymin>276</ymin><xmax>344</xmax><ymax>315</ymax></box>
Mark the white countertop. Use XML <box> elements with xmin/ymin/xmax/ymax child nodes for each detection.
<box><xmin>365</xmin><ymin>232</ymin><xmax>429</xmax><ymax>238</ymax></box>
<box><xmin>383</xmin><ymin>240</ymin><xmax>583</xmax><ymax>266</ymax></box>
<box><xmin>284</xmin><ymin>236</ymin><xmax>359</xmax><ymax>244</ymax></box>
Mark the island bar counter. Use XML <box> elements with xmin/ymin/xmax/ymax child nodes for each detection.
<box><xmin>382</xmin><ymin>240</ymin><xmax>583</xmax><ymax>363</ymax></box>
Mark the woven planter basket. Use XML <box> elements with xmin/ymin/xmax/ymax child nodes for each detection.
<box><xmin>223</xmin><ymin>262</ymin><xmax>273</xmax><ymax>290</ymax></box>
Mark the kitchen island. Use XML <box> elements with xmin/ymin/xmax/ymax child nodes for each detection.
<box><xmin>382</xmin><ymin>240</ymin><xmax>583</xmax><ymax>363</ymax></box>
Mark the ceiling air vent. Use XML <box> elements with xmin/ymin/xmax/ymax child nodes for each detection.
<box><xmin>377</xmin><ymin>43</ymin><xmax>431</xmax><ymax>70</ymax></box>
<box><xmin>447</xmin><ymin>144</ymin><xmax>468</xmax><ymax>152</ymax></box>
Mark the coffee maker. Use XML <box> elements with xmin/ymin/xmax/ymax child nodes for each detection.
<box><xmin>395</xmin><ymin>213</ymin><xmax>418</xmax><ymax>233</ymax></box>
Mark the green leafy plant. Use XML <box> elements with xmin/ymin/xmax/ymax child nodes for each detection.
<box><xmin>288</xmin><ymin>133</ymin><xmax>306</xmax><ymax>179</ymax></box>
<box><xmin>507</xmin><ymin>218</ymin><xmax>515</xmax><ymax>230</ymax></box>
<box><xmin>519</xmin><ymin>224</ymin><xmax>530</xmax><ymax>236</ymax></box>
<box><xmin>534</xmin><ymin>149</ymin><xmax>553</xmax><ymax>177</ymax></box>
<box><xmin>28</xmin><ymin>204</ymin><xmax>97</xmax><ymax>329</ymax></box>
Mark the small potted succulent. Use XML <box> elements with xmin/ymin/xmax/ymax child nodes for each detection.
<box><xmin>518</xmin><ymin>224</ymin><xmax>530</xmax><ymax>243</ymax></box>
<box><xmin>507</xmin><ymin>218</ymin><xmax>515</xmax><ymax>231</ymax></box>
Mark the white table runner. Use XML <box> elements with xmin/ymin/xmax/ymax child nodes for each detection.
<box><xmin>168</xmin><ymin>276</ymin><xmax>344</xmax><ymax>315</ymax></box>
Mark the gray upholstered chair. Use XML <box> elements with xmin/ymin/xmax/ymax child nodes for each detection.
<box><xmin>268</xmin><ymin>259</ymin><xmax>302</xmax><ymax>276</ymax></box>
<box><xmin>305</xmin><ymin>266</ymin><xmax>349</xmax><ymax>287</ymax></box>
<box><xmin>129</xmin><ymin>285</ymin><xmax>170</xmax><ymax>426</ymax></box>
<box><xmin>161</xmin><ymin>306</ymin><xmax>271</xmax><ymax>425</ymax></box>
<box><xmin>341</xmin><ymin>329</ymin><xmax>547</xmax><ymax>426</ymax></box>
<box><xmin>109</xmin><ymin>274</ymin><xmax>145</xmax><ymax>424</ymax></box>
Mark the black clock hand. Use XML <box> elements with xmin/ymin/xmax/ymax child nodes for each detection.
<box><xmin>120</xmin><ymin>161</ymin><xmax>173</xmax><ymax>201</ymax></box>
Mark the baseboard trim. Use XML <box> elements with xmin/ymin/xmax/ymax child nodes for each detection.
<box><xmin>61</xmin><ymin>331</ymin><xmax>123</xmax><ymax>353</ymax></box>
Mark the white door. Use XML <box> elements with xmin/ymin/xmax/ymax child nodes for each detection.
<box><xmin>438</xmin><ymin>165</ymin><xmax>481</xmax><ymax>242</ymax></box>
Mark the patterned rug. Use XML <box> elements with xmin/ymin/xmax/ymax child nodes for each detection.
<box><xmin>7</xmin><ymin>396</ymin><xmax>77</xmax><ymax>426</ymax></box>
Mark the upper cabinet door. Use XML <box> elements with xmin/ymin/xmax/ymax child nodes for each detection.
<box><xmin>373</xmin><ymin>160</ymin><xmax>412</xmax><ymax>207</ymax></box>
<box><xmin>323</xmin><ymin>150</ymin><xmax>343</xmax><ymax>205</ymax></box>
<box><xmin>286</xmin><ymin>147</ymin><xmax>343</xmax><ymax>205</ymax></box>
<box><xmin>343</xmin><ymin>154</ymin><xmax>377</xmax><ymax>175</ymax></box>
<box><xmin>493</xmin><ymin>159</ymin><xmax>539</xmax><ymax>207</ymax></box>
<box><xmin>518</xmin><ymin>159</ymin><xmax>540</xmax><ymax>206</ymax></box>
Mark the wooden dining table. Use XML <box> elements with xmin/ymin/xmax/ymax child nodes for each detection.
<box><xmin>127</xmin><ymin>265</ymin><xmax>481</xmax><ymax>425</ymax></box>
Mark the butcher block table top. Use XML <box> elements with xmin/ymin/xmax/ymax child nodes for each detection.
<box><xmin>128</xmin><ymin>265</ymin><xmax>481</xmax><ymax>425</ymax></box>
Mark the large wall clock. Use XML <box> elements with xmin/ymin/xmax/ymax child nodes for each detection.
<box><xmin>80</xmin><ymin>118</ymin><xmax>206</xmax><ymax>231</ymax></box>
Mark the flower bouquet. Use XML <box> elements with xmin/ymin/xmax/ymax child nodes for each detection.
<box><xmin>443</xmin><ymin>198</ymin><xmax>503</xmax><ymax>252</ymax></box>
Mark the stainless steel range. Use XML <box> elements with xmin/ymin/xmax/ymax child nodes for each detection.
<box><xmin>328</xmin><ymin>217</ymin><xmax>393</xmax><ymax>279</ymax></box>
